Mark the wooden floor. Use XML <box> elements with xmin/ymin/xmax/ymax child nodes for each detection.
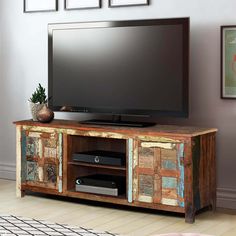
<box><xmin>0</xmin><ymin>179</ymin><xmax>236</xmax><ymax>236</ymax></box>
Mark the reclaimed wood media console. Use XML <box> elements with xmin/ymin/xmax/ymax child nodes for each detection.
<box><xmin>14</xmin><ymin>120</ymin><xmax>217</xmax><ymax>223</ymax></box>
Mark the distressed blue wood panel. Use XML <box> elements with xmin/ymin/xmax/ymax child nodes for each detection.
<box><xmin>128</xmin><ymin>138</ymin><xmax>133</xmax><ymax>203</ymax></box>
<box><xmin>26</xmin><ymin>137</ymin><xmax>39</xmax><ymax>157</ymax></box>
<box><xmin>177</xmin><ymin>143</ymin><xmax>185</xmax><ymax>207</ymax></box>
<box><xmin>139</xmin><ymin>175</ymin><xmax>154</xmax><ymax>196</ymax></box>
<box><xmin>26</xmin><ymin>161</ymin><xmax>38</xmax><ymax>181</ymax></box>
<box><xmin>162</xmin><ymin>160</ymin><xmax>177</xmax><ymax>170</ymax></box>
<box><xmin>162</xmin><ymin>177</ymin><xmax>177</xmax><ymax>189</ymax></box>
<box><xmin>21</xmin><ymin>130</ymin><xmax>27</xmax><ymax>182</ymax></box>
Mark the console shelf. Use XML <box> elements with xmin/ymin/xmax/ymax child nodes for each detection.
<box><xmin>68</xmin><ymin>161</ymin><xmax>126</xmax><ymax>171</ymax></box>
<box><xmin>14</xmin><ymin>119</ymin><xmax>217</xmax><ymax>223</ymax></box>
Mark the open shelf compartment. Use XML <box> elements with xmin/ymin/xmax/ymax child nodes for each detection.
<box><xmin>66</xmin><ymin>135</ymin><xmax>128</xmax><ymax>199</ymax></box>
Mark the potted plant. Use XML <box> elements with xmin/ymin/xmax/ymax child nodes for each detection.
<box><xmin>29</xmin><ymin>83</ymin><xmax>47</xmax><ymax>121</ymax></box>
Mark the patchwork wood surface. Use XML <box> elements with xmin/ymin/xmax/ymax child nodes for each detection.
<box><xmin>133</xmin><ymin>141</ymin><xmax>185</xmax><ymax>207</ymax></box>
<box><xmin>21</xmin><ymin>130</ymin><xmax>62</xmax><ymax>191</ymax></box>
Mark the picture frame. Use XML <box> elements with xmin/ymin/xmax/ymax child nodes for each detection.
<box><xmin>109</xmin><ymin>0</ymin><xmax>149</xmax><ymax>8</ymax></box>
<box><xmin>65</xmin><ymin>0</ymin><xmax>101</xmax><ymax>10</ymax></box>
<box><xmin>24</xmin><ymin>0</ymin><xmax>58</xmax><ymax>13</ymax></box>
<box><xmin>221</xmin><ymin>25</ymin><xmax>236</xmax><ymax>98</ymax></box>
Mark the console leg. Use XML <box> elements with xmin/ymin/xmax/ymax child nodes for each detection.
<box><xmin>185</xmin><ymin>204</ymin><xmax>196</xmax><ymax>223</ymax></box>
<box><xmin>16</xmin><ymin>187</ymin><xmax>25</xmax><ymax>198</ymax></box>
<box><xmin>210</xmin><ymin>198</ymin><xmax>216</xmax><ymax>212</ymax></box>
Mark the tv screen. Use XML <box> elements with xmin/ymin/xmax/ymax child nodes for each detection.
<box><xmin>48</xmin><ymin>18</ymin><xmax>189</xmax><ymax>119</ymax></box>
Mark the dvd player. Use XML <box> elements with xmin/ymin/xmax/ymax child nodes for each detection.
<box><xmin>75</xmin><ymin>174</ymin><xmax>126</xmax><ymax>196</ymax></box>
<box><xmin>72</xmin><ymin>150</ymin><xmax>125</xmax><ymax>166</ymax></box>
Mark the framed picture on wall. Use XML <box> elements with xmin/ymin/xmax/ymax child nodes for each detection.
<box><xmin>24</xmin><ymin>0</ymin><xmax>58</xmax><ymax>13</ymax></box>
<box><xmin>65</xmin><ymin>0</ymin><xmax>101</xmax><ymax>10</ymax></box>
<box><xmin>221</xmin><ymin>26</ymin><xmax>236</xmax><ymax>98</ymax></box>
<box><xmin>109</xmin><ymin>0</ymin><xmax>149</xmax><ymax>8</ymax></box>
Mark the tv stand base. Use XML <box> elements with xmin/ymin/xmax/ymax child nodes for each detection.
<box><xmin>14</xmin><ymin>119</ymin><xmax>217</xmax><ymax>223</ymax></box>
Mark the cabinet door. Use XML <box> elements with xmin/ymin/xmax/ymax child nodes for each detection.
<box><xmin>133</xmin><ymin>141</ymin><xmax>184</xmax><ymax>207</ymax></box>
<box><xmin>21</xmin><ymin>130</ymin><xmax>63</xmax><ymax>192</ymax></box>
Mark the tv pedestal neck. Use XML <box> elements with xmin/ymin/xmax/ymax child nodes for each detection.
<box><xmin>14</xmin><ymin>119</ymin><xmax>217</xmax><ymax>223</ymax></box>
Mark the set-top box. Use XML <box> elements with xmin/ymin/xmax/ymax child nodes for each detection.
<box><xmin>72</xmin><ymin>150</ymin><xmax>125</xmax><ymax>166</ymax></box>
<box><xmin>75</xmin><ymin>174</ymin><xmax>126</xmax><ymax>196</ymax></box>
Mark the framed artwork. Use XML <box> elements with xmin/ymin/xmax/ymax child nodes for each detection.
<box><xmin>24</xmin><ymin>0</ymin><xmax>58</xmax><ymax>13</ymax></box>
<box><xmin>65</xmin><ymin>0</ymin><xmax>101</xmax><ymax>10</ymax></box>
<box><xmin>221</xmin><ymin>26</ymin><xmax>236</xmax><ymax>98</ymax></box>
<box><xmin>109</xmin><ymin>0</ymin><xmax>149</xmax><ymax>8</ymax></box>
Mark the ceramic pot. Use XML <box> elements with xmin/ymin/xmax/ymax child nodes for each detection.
<box><xmin>36</xmin><ymin>104</ymin><xmax>54</xmax><ymax>123</ymax></box>
<box><xmin>29</xmin><ymin>101</ymin><xmax>44</xmax><ymax>121</ymax></box>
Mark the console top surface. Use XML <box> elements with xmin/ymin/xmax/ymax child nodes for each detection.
<box><xmin>14</xmin><ymin>119</ymin><xmax>217</xmax><ymax>138</ymax></box>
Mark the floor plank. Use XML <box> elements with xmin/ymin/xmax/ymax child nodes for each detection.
<box><xmin>1</xmin><ymin>179</ymin><xmax>236</xmax><ymax>236</ymax></box>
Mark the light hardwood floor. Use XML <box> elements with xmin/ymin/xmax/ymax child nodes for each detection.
<box><xmin>0</xmin><ymin>179</ymin><xmax>236</xmax><ymax>236</ymax></box>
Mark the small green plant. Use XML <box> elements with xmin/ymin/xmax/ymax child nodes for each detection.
<box><xmin>29</xmin><ymin>83</ymin><xmax>47</xmax><ymax>104</ymax></box>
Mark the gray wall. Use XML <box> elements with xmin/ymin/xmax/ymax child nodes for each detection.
<box><xmin>1</xmin><ymin>0</ymin><xmax>236</xmax><ymax>208</ymax></box>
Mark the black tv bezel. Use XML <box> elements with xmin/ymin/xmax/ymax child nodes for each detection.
<box><xmin>48</xmin><ymin>17</ymin><xmax>189</xmax><ymax>118</ymax></box>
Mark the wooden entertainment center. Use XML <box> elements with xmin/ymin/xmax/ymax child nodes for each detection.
<box><xmin>14</xmin><ymin>120</ymin><xmax>217</xmax><ymax>223</ymax></box>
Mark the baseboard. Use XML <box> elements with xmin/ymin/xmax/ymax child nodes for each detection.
<box><xmin>0</xmin><ymin>163</ymin><xmax>16</xmax><ymax>180</ymax></box>
<box><xmin>217</xmin><ymin>188</ymin><xmax>236</xmax><ymax>209</ymax></box>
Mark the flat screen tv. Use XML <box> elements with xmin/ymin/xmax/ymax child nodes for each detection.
<box><xmin>48</xmin><ymin>18</ymin><xmax>189</xmax><ymax>126</ymax></box>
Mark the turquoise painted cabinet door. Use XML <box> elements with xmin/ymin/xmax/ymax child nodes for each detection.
<box><xmin>133</xmin><ymin>141</ymin><xmax>185</xmax><ymax>207</ymax></box>
<box><xmin>21</xmin><ymin>130</ymin><xmax>63</xmax><ymax>192</ymax></box>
